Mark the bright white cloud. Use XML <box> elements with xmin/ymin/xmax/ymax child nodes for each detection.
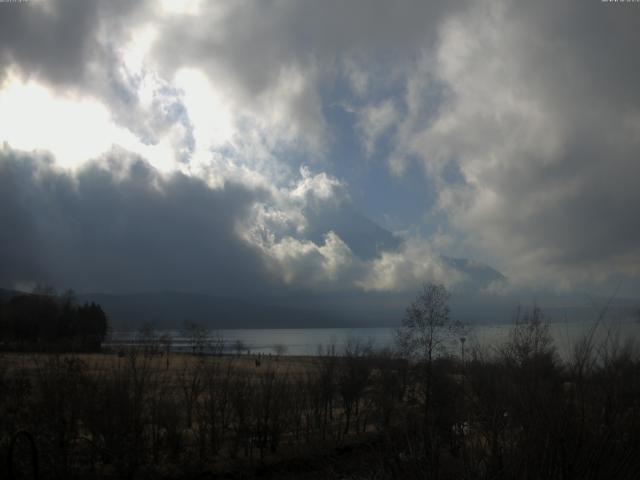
<box><xmin>174</xmin><ymin>68</ymin><xmax>235</xmax><ymax>151</ymax></box>
<box><xmin>0</xmin><ymin>77</ymin><xmax>179</xmax><ymax>172</ymax></box>
<box><xmin>239</xmin><ymin>167</ymin><xmax>346</xmax><ymax>253</ymax></box>
<box><xmin>0</xmin><ymin>79</ymin><xmax>112</xmax><ymax>169</ymax></box>
<box><xmin>259</xmin><ymin>232</ymin><xmax>356</xmax><ymax>287</ymax></box>
<box><xmin>291</xmin><ymin>166</ymin><xmax>345</xmax><ymax>203</ymax></box>
<box><xmin>120</xmin><ymin>24</ymin><xmax>159</xmax><ymax>74</ymax></box>
<box><xmin>357</xmin><ymin>237</ymin><xmax>464</xmax><ymax>292</ymax></box>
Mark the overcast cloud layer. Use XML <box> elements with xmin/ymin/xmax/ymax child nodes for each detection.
<box><xmin>1</xmin><ymin>0</ymin><xmax>639</xmax><ymax>299</ymax></box>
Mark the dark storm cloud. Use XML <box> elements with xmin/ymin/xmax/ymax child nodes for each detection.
<box><xmin>509</xmin><ymin>1</ymin><xmax>640</xmax><ymax>111</ymax></box>
<box><xmin>0</xmin><ymin>0</ymin><xmax>148</xmax><ymax>86</ymax></box>
<box><xmin>0</xmin><ymin>146</ymin><xmax>272</xmax><ymax>294</ymax></box>
<box><xmin>498</xmin><ymin>0</ymin><xmax>640</xmax><ymax>278</ymax></box>
<box><xmin>155</xmin><ymin>0</ymin><xmax>465</xmax><ymax>89</ymax></box>
<box><xmin>0</xmin><ymin>0</ymin><xmax>98</xmax><ymax>85</ymax></box>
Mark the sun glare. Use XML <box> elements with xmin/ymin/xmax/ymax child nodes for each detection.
<box><xmin>174</xmin><ymin>68</ymin><xmax>235</xmax><ymax>150</ymax></box>
<box><xmin>0</xmin><ymin>80</ymin><xmax>115</xmax><ymax>169</ymax></box>
<box><xmin>0</xmin><ymin>77</ymin><xmax>177</xmax><ymax>173</ymax></box>
<box><xmin>121</xmin><ymin>24</ymin><xmax>158</xmax><ymax>75</ymax></box>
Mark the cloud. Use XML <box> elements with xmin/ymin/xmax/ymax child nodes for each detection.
<box><xmin>356</xmin><ymin>100</ymin><xmax>399</xmax><ymax>157</ymax></box>
<box><xmin>388</xmin><ymin>0</ymin><xmax>640</xmax><ymax>288</ymax></box>
<box><xmin>0</xmin><ymin>77</ymin><xmax>189</xmax><ymax>172</ymax></box>
<box><xmin>238</xmin><ymin>167</ymin><xmax>355</xmax><ymax>288</ymax></box>
<box><xmin>291</xmin><ymin>166</ymin><xmax>346</xmax><ymax>204</ymax></box>
<box><xmin>0</xmin><ymin>146</ymin><xmax>272</xmax><ymax>294</ymax></box>
<box><xmin>238</xmin><ymin>167</ymin><xmax>460</xmax><ymax>291</ymax></box>
<box><xmin>151</xmin><ymin>0</ymin><xmax>468</xmax><ymax>153</ymax></box>
<box><xmin>0</xmin><ymin>0</ymin><xmax>196</xmax><ymax>172</ymax></box>
<box><xmin>0</xmin><ymin>0</ymin><xmax>105</xmax><ymax>86</ymax></box>
<box><xmin>252</xmin><ymin>232</ymin><xmax>357</xmax><ymax>289</ymax></box>
<box><xmin>2</xmin><ymin>0</ymin><xmax>638</xmax><ymax>297</ymax></box>
<box><xmin>0</xmin><ymin>0</ymin><xmax>460</xmax><ymax>180</ymax></box>
<box><xmin>357</xmin><ymin>237</ymin><xmax>465</xmax><ymax>292</ymax></box>
<box><xmin>0</xmin><ymin>145</ymin><xmax>464</xmax><ymax>298</ymax></box>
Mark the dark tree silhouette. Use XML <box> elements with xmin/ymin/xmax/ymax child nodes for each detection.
<box><xmin>0</xmin><ymin>290</ymin><xmax>108</xmax><ymax>351</ymax></box>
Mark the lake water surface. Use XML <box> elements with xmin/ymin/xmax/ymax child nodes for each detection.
<box><xmin>106</xmin><ymin>319</ymin><xmax>640</xmax><ymax>361</ymax></box>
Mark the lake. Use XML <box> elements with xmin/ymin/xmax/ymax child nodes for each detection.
<box><xmin>106</xmin><ymin>318</ymin><xmax>640</xmax><ymax>361</ymax></box>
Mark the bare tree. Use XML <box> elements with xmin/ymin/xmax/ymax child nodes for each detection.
<box><xmin>159</xmin><ymin>333</ymin><xmax>172</xmax><ymax>369</ymax></box>
<box><xmin>397</xmin><ymin>283</ymin><xmax>459</xmax><ymax>363</ymax></box>
<box><xmin>396</xmin><ymin>283</ymin><xmax>460</xmax><ymax>467</ymax></box>
<box><xmin>272</xmin><ymin>343</ymin><xmax>288</xmax><ymax>359</ymax></box>
<box><xmin>182</xmin><ymin>320</ymin><xmax>209</xmax><ymax>355</ymax></box>
<box><xmin>233</xmin><ymin>339</ymin><xmax>246</xmax><ymax>357</ymax></box>
<box><xmin>138</xmin><ymin>321</ymin><xmax>160</xmax><ymax>355</ymax></box>
<box><xmin>502</xmin><ymin>305</ymin><xmax>555</xmax><ymax>367</ymax></box>
<box><xmin>339</xmin><ymin>337</ymin><xmax>373</xmax><ymax>435</ymax></box>
<box><xmin>210</xmin><ymin>331</ymin><xmax>226</xmax><ymax>356</ymax></box>
<box><xmin>177</xmin><ymin>360</ymin><xmax>204</xmax><ymax>430</ymax></box>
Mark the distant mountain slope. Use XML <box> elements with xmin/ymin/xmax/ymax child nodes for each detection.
<box><xmin>0</xmin><ymin>288</ymin><xmax>22</xmax><ymax>301</ymax></box>
<box><xmin>305</xmin><ymin>203</ymin><xmax>400</xmax><ymax>260</ymax></box>
<box><xmin>304</xmin><ymin>204</ymin><xmax>507</xmax><ymax>292</ymax></box>
<box><xmin>2</xmin><ymin>285</ymin><xmax>637</xmax><ymax>330</ymax></box>
<box><xmin>78</xmin><ymin>291</ymin><xmax>358</xmax><ymax>330</ymax></box>
<box><xmin>443</xmin><ymin>256</ymin><xmax>506</xmax><ymax>287</ymax></box>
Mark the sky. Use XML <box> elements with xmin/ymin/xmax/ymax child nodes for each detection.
<box><xmin>1</xmin><ymin>0</ymin><xmax>640</xmax><ymax>306</ymax></box>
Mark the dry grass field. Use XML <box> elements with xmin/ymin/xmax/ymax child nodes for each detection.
<box><xmin>1</xmin><ymin>350</ymin><xmax>318</xmax><ymax>378</ymax></box>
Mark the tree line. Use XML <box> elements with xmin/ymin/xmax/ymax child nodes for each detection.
<box><xmin>0</xmin><ymin>288</ymin><xmax>108</xmax><ymax>351</ymax></box>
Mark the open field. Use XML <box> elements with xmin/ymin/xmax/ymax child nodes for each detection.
<box><xmin>1</xmin><ymin>351</ymin><xmax>319</xmax><ymax>378</ymax></box>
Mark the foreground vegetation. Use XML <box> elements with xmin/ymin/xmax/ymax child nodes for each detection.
<box><xmin>1</xmin><ymin>284</ymin><xmax>639</xmax><ymax>479</ymax></box>
<box><xmin>1</xmin><ymin>324</ymin><xmax>640</xmax><ymax>478</ymax></box>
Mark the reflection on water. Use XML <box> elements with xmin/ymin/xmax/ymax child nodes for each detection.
<box><xmin>105</xmin><ymin>319</ymin><xmax>640</xmax><ymax>361</ymax></box>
